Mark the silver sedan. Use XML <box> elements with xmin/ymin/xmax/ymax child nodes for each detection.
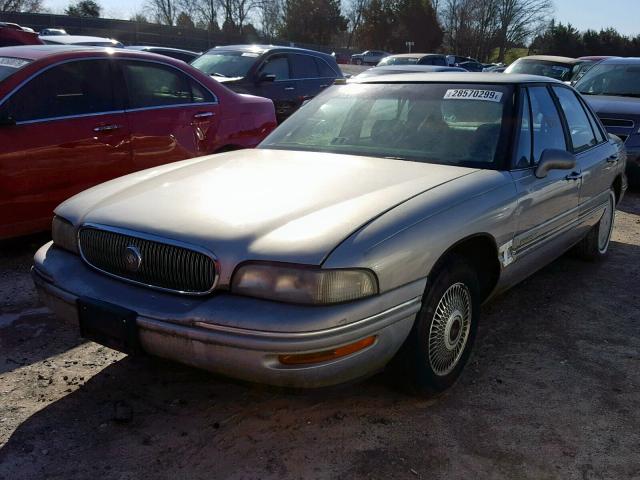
<box><xmin>33</xmin><ymin>73</ymin><xmax>627</xmax><ymax>395</ymax></box>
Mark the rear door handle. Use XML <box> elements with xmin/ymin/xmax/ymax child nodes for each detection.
<box><xmin>93</xmin><ymin>124</ymin><xmax>122</xmax><ymax>132</ymax></box>
<box><xmin>193</xmin><ymin>111</ymin><xmax>215</xmax><ymax>119</ymax></box>
<box><xmin>565</xmin><ymin>171</ymin><xmax>583</xmax><ymax>181</ymax></box>
<box><xmin>284</xmin><ymin>86</ymin><xmax>295</xmax><ymax>91</ymax></box>
<box><xmin>319</xmin><ymin>84</ymin><xmax>329</xmax><ymax>88</ymax></box>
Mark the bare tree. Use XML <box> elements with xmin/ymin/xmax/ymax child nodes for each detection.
<box><xmin>257</xmin><ymin>0</ymin><xmax>282</xmax><ymax>39</ymax></box>
<box><xmin>0</xmin><ymin>0</ymin><xmax>42</xmax><ymax>12</ymax></box>
<box><xmin>495</xmin><ymin>0</ymin><xmax>553</xmax><ymax>61</ymax></box>
<box><xmin>146</xmin><ymin>0</ymin><xmax>178</xmax><ymax>25</ymax></box>
<box><xmin>345</xmin><ymin>0</ymin><xmax>369</xmax><ymax>48</ymax></box>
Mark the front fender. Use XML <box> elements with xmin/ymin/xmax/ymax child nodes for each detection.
<box><xmin>323</xmin><ymin>171</ymin><xmax>518</xmax><ymax>293</ymax></box>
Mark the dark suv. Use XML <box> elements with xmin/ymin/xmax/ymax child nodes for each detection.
<box><xmin>192</xmin><ymin>45</ymin><xmax>342</xmax><ymax>122</ymax></box>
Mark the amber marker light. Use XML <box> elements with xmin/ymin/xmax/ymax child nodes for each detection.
<box><xmin>278</xmin><ymin>336</ymin><xmax>376</xmax><ymax>366</ymax></box>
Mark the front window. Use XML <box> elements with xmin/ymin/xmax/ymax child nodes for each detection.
<box><xmin>191</xmin><ymin>50</ymin><xmax>259</xmax><ymax>78</ymax></box>
<box><xmin>575</xmin><ymin>63</ymin><xmax>640</xmax><ymax>97</ymax></box>
<box><xmin>0</xmin><ymin>56</ymin><xmax>31</xmax><ymax>82</ymax></box>
<box><xmin>506</xmin><ymin>59</ymin><xmax>572</xmax><ymax>81</ymax></box>
<box><xmin>259</xmin><ymin>83</ymin><xmax>513</xmax><ymax>169</ymax></box>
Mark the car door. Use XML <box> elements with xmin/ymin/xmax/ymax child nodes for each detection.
<box><xmin>253</xmin><ymin>54</ymin><xmax>296</xmax><ymax>123</ymax></box>
<box><xmin>509</xmin><ymin>85</ymin><xmax>582</xmax><ymax>267</ymax></box>
<box><xmin>118</xmin><ymin>59</ymin><xmax>220</xmax><ymax>171</ymax></box>
<box><xmin>0</xmin><ymin>58</ymin><xmax>131</xmax><ymax>238</ymax></box>
<box><xmin>551</xmin><ymin>86</ymin><xmax>617</xmax><ymax>219</ymax></box>
<box><xmin>289</xmin><ymin>53</ymin><xmax>327</xmax><ymax>105</ymax></box>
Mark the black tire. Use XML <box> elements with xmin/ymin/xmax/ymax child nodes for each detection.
<box><xmin>392</xmin><ymin>256</ymin><xmax>481</xmax><ymax>396</ymax></box>
<box><xmin>573</xmin><ymin>190</ymin><xmax>616</xmax><ymax>261</ymax></box>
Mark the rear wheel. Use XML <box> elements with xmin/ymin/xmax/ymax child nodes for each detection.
<box><xmin>574</xmin><ymin>189</ymin><xmax>616</xmax><ymax>260</ymax></box>
<box><xmin>393</xmin><ymin>256</ymin><xmax>480</xmax><ymax>395</ymax></box>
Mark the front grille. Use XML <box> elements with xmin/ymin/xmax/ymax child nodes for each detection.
<box><xmin>601</xmin><ymin>118</ymin><xmax>635</xmax><ymax>128</ymax></box>
<box><xmin>79</xmin><ymin>227</ymin><xmax>217</xmax><ymax>295</ymax></box>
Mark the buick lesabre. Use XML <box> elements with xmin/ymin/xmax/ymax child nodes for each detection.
<box><xmin>33</xmin><ymin>73</ymin><xmax>627</xmax><ymax>394</ymax></box>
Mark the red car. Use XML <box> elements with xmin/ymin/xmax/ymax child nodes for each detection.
<box><xmin>0</xmin><ymin>46</ymin><xmax>276</xmax><ymax>239</ymax></box>
<box><xmin>0</xmin><ymin>22</ymin><xmax>44</xmax><ymax>47</ymax></box>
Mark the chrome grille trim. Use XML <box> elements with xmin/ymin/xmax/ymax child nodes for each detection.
<box><xmin>78</xmin><ymin>224</ymin><xmax>219</xmax><ymax>295</ymax></box>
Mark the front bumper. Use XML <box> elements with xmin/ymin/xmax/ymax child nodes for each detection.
<box><xmin>33</xmin><ymin>243</ymin><xmax>424</xmax><ymax>388</ymax></box>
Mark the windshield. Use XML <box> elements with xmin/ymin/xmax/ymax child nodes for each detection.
<box><xmin>378</xmin><ymin>56</ymin><xmax>419</xmax><ymax>66</ymax></box>
<box><xmin>507</xmin><ymin>59</ymin><xmax>572</xmax><ymax>81</ymax></box>
<box><xmin>259</xmin><ymin>83</ymin><xmax>512</xmax><ymax>169</ymax></box>
<box><xmin>0</xmin><ymin>57</ymin><xmax>31</xmax><ymax>82</ymax></box>
<box><xmin>575</xmin><ymin>63</ymin><xmax>640</xmax><ymax>97</ymax></box>
<box><xmin>191</xmin><ymin>50</ymin><xmax>259</xmax><ymax>78</ymax></box>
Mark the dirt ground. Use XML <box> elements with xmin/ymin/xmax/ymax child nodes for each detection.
<box><xmin>0</xmin><ymin>193</ymin><xmax>639</xmax><ymax>480</ymax></box>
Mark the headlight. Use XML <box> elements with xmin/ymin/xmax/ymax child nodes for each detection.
<box><xmin>231</xmin><ymin>263</ymin><xmax>378</xmax><ymax>305</ymax></box>
<box><xmin>51</xmin><ymin>216</ymin><xmax>78</xmax><ymax>254</ymax></box>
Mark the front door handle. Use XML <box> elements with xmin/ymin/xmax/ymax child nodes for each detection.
<box><xmin>607</xmin><ymin>153</ymin><xmax>619</xmax><ymax>163</ymax></box>
<box><xmin>93</xmin><ymin>124</ymin><xmax>122</xmax><ymax>132</ymax></box>
<box><xmin>284</xmin><ymin>86</ymin><xmax>295</xmax><ymax>91</ymax></box>
<box><xmin>565</xmin><ymin>171</ymin><xmax>583</xmax><ymax>181</ymax></box>
<box><xmin>319</xmin><ymin>84</ymin><xmax>329</xmax><ymax>88</ymax></box>
<box><xmin>193</xmin><ymin>111</ymin><xmax>215</xmax><ymax>119</ymax></box>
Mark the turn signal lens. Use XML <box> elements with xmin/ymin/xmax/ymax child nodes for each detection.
<box><xmin>278</xmin><ymin>336</ymin><xmax>376</xmax><ymax>365</ymax></box>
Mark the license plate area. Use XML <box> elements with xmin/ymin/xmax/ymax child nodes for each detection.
<box><xmin>77</xmin><ymin>297</ymin><xmax>140</xmax><ymax>354</ymax></box>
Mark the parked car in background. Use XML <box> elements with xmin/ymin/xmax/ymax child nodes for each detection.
<box><xmin>504</xmin><ymin>55</ymin><xmax>580</xmax><ymax>82</ymax></box>
<box><xmin>191</xmin><ymin>45</ymin><xmax>342</xmax><ymax>123</ymax></box>
<box><xmin>40</xmin><ymin>28</ymin><xmax>68</xmax><ymax>36</ymax></box>
<box><xmin>40</xmin><ymin>34</ymin><xmax>123</xmax><ymax>47</ymax></box>
<box><xmin>483</xmin><ymin>64</ymin><xmax>506</xmax><ymax>73</ymax></box>
<box><xmin>351</xmin><ymin>50</ymin><xmax>390</xmax><ymax>65</ymax></box>
<box><xmin>570</xmin><ymin>56</ymin><xmax>618</xmax><ymax>84</ymax></box>
<box><xmin>126</xmin><ymin>46</ymin><xmax>200</xmax><ymax>63</ymax></box>
<box><xmin>354</xmin><ymin>65</ymin><xmax>466</xmax><ymax>78</ymax></box>
<box><xmin>0</xmin><ymin>45</ymin><xmax>276</xmax><ymax>239</ymax></box>
<box><xmin>33</xmin><ymin>73</ymin><xmax>625</xmax><ymax>395</ymax></box>
<box><xmin>445</xmin><ymin>55</ymin><xmax>484</xmax><ymax>71</ymax></box>
<box><xmin>575</xmin><ymin>57</ymin><xmax>640</xmax><ymax>187</ymax></box>
<box><xmin>331</xmin><ymin>52</ymin><xmax>351</xmax><ymax>64</ymax></box>
<box><xmin>377</xmin><ymin>53</ymin><xmax>448</xmax><ymax>66</ymax></box>
<box><xmin>0</xmin><ymin>22</ymin><xmax>44</xmax><ymax>47</ymax></box>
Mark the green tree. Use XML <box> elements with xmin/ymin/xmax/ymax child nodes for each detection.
<box><xmin>355</xmin><ymin>0</ymin><xmax>396</xmax><ymax>50</ymax></box>
<box><xmin>65</xmin><ymin>0</ymin><xmax>101</xmax><ymax>17</ymax></box>
<box><xmin>281</xmin><ymin>0</ymin><xmax>348</xmax><ymax>45</ymax></box>
<box><xmin>393</xmin><ymin>0</ymin><xmax>442</xmax><ymax>52</ymax></box>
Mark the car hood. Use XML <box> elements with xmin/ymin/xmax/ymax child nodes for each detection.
<box><xmin>583</xmin><ymin>95</ymin><xmax>640</xmax><ymax>116</ymax></box>
<box><xmin>57</xmin><ymin>149</ymin><xmax>478</xmax><ymax>282</ymax></box>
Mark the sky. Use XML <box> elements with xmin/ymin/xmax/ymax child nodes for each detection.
<box><xmin>43</xmin><ymin>0</ymin><xmax>640</xmax><ymax>37</ymax></box>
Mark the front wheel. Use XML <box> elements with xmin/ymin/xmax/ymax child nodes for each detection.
<box><xmin>393</xmin><ymin>256</ymin><xmax>481</xmax><ymax>395</ymax></box>
<box><xmin>574</xmin><ymin>189</ymin><xmax>616</xmax><ymax>260</ymax></box>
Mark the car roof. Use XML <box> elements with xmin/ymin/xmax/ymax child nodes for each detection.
<box><xmin>352</xmin><ymin>72</ymin><xmax>563</xmax><ymax>84</ymax></box>
<box><xmin>0</xmin><ymin>45</ymin><xmax>186</xmax><ymax>62</ymax></box>
<box><xmin>40</xmin><ymin>35</ymin><xmax>119</xmax><ymax>44</ymax></box>
<box><xmin>127</xmin><ymin>45</ymin><xmax>199</xmax><ymax>54</ymax></box>
<box><xmin>597</xmin><ymin>57</ymin><xmax>640</xmax><ymax>65</ymax></box>
<box><xmin>516</xmin><ymin>55</ymin><xmax>579</xmax><ymax>64</ymax></box>
<box><xmin>211</xmin><ymin>44</ymin><xmax>331</xmax><ymax>57</ymax></box>
<box><xmin>383</xmin><ymin>53</ymin><xmax>444</xmax><ymax>58</ymax></box>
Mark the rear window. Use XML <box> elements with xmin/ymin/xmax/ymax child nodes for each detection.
<box><xmin>507</xmin><ymin>59</ymin><xmax>572</xmax><ymax>81</ymax></box>
<box><xmin>0</xmin><ymin>57</ymin><xmax>31</xmax><ymax>82</ymax></box>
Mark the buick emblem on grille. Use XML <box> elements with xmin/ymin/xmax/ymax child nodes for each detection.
<box><xmin>123</xmin><ymin>245</ymin><xmax>143</xmax><ymax>272</ymax></box>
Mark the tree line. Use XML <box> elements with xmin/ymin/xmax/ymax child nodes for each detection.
<box><xmin>3</xmin><ymin>0</ymin><xmax>640</xmax><ymax>62</ymax></box>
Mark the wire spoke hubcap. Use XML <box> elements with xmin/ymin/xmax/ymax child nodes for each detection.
<box><xmin>428</xmin><ymin>282</ymin><xmax>472</xmax><ymax>376</ymax></box>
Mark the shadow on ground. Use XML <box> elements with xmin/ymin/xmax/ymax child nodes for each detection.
<box><xmin>1</xmin><ymin>237</ymin><xmax>639</xmax><ymax>479</ymax></box>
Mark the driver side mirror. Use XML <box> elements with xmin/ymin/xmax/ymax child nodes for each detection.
<box><xmin>535</xmin><ymin>149</ymin><xmax>577</xmax><ymax>178</ymax></box>
<box><xmin>257</xmin><ymin>73</ymin><xmax>276</xmax><ymax>83</ymax></box>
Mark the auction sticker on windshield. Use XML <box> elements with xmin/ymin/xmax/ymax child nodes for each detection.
<box><xmin>444</xmin><ymin>89</ymin><xmax>503</xmax><ymax>102</ymax></box>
